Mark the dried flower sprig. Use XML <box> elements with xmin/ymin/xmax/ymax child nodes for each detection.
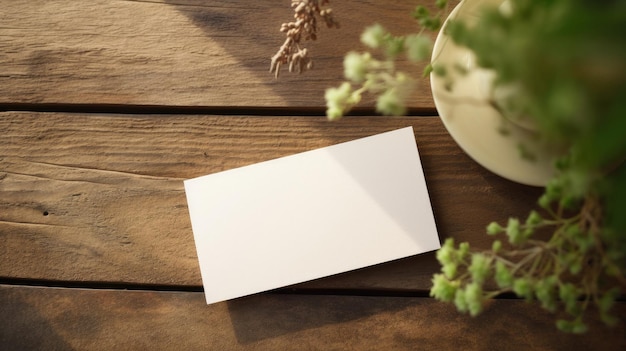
<box><xmin>270</xmin><ymin>0</ymin><xmax>339</xmax><ymax>78</ymax></box>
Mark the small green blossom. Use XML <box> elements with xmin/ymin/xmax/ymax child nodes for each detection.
<box><xmin>535</xmin><ymin>276</ymin><xmax>558</xmax><ymax>313</ymax></box>
<box><xmin>405</xmin><ymin>34</ymin><xmax>432</xmax><ymax>62</ymax></box>
<box><xmin>454</xmin><ymin>288</ymin><xmax>468</xmax><ymax>313</ymax></box>
<box><xmin>598</xmin><ymin>289</ymin><xmax>620</xmax><ymax>327</ymax></box>
<box><xmin>505</xmin><ymin>218</ymin><xmax>523</xmax><ymax>245</ymax></box>
<box><xmin>486</xmin><ymin>221</ymin><xmax>504</xmax><ymax>235</ymax></box>
<box><xmin>525</xmin><ymin>210</ymin><xmax>542</xmax><ymax>226</ymax></box>
<box><xmin>384</xmin><ymin>36</ymin><xmax>405</xmax><ymax>58</ymax></box>
<box><xmin>494</xmin><ymin>260</ymin><xmax>513</xmax><ymax>288</ymax></box>
<box><xmin>326</xmin><ymin>106</ymin><xmax>343</xmax><ymax>121</ymax></box>
<box><xmin>436</xmin><ymin>238</ymin><xmax>455</xmax><ymax>265</ymax></box>
<box><xmin>512</xmin><ymin>278</ymin><xmax>533</xmax><ymax>300</ymax></box>
<box><xmin>325</xmin><ymin>82</ymin><xmax>351</xmax><ymax>105</ymax></box>
<box><xmin>468</xmin><ymin>253</ymin><xmax>490</xmax><ymax>284</ymax></box>
<box><xmin>325</xmin><ymin>82</ymin><xmax>358</xmax><ymax>120</ymax></box>
<box><xmin>538</xmin><ymin>193</ymin><xmax>552</xmax><ymax>209</ymax></box>
<box><xmin>458</xmin><ymin>242</ymin><xmax>470</xmax><ymax>259</ymax></box>
<box><xmin>343</xmin><ymin>52</ymin><xmax>370</xmax><ymax>83</ymax></box>
<box><xmin>598</xmin><ymin>288</ymin><xmax>619</xmax><ymax>314</ymax></box>
<box><xmin>435</xmin><ymin>0</ymin><xmax>448</xmax><ymax>9</ymax></box>
<box><xmin>430</xmin><ymin>274</ymin><xmax>458</xmax><ymax>302</ymax></box>
<box><xmin>442</xmin><ymin>262</ymin><xmax>458</xmax><ymax>280</ymax></box>
<box><xmin>464</xmin><ymin>282</ymin><xmax>484</xmax><ymax>316</ymax></box>
<box><xmin>360</xmin><ymin>23</ymin><xmax>386</xmax><ymax>49</ymax></box>
<box><xmin>562</xmin><ymin>252</ymin><xmax>582</xmax><ymax>275</ymax></box>
<box><xmin>376</xmin><ymin>88</ymin><xmax>406</xmax><ymax>116</ymax></box>
<box><xmin>558</xmin><ymin>283</ymin><xmax>580</xmax><ymax>316</ymax></box>
<box><xmin>492</xmin><ymin>239</ymin><xmax>502</xmax><ymax>253</ymax></box>
<box><xmin>556</xmin><ymin>318</ymin><xmax>588</xmax><ymax>334</ymax></box>
<box><xmin>411</xmin><ymin>5</ymin><xmax>429</xmax><ymax>20</ymax></box>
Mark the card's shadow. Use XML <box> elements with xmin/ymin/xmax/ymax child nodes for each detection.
<box><xmin>1</xmin><ymin>291</ymin><xmax>75</xmax><ymax>351</ymax></box>
<box><xmin>227</xmin><ymin>293</ymin><xmax>421</xmax><ymax>344</ymax></box>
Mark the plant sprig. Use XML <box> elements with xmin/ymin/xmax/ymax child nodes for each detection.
<box><xmin>431</xmin><ymin>181</ymin><xmax>625</xmax><ymax>332</ymax></box>
<box><xmin>325</xmin><ymin>1</ymin><xmax>451</xmax><ymax>119</ymax></box>
<box><xmin>270</xmin><ymin>0</ymin><xmax>339</xmax><ymax>78</ymax></box>
<box><xmin>271</xmin><ymin>0</ymin><xmax>626</xmax><ymax>333</ymax></box>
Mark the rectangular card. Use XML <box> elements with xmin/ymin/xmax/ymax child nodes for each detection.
<box><xmin>184</xmin><ymin>126</ymin><xmax>440</xmax><ymax>304</ymax></box>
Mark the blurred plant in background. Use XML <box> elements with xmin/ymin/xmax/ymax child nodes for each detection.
<box><xmin>272</xmin><ymin>0</ymin><xmax>626</xmax><ymax>333</ymax></box>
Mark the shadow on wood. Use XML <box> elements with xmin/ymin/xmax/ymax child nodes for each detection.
<box><xmin>0</xmin><ymin>289</ymin><xmax>74</xmax><ymax>351</ymax></box>
<box><xmin>163</xmin><ymin>0</ymin><xmax>435</xmax><ymax>108</ymax></box>
<box><xmin>226</xmin><ymin>293</ymin><xmax>421</xmax><ymax>344</ymax></box>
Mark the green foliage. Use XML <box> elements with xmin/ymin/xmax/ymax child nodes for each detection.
<box><xmin>318</xmin><ymin>0</ymin><xmax>626</xmax><ymax>333</ymax></box>
<box><xmin>430</xmin><ymin>188</ymin><xmax>625</xmax><ymax>332</ymax></box>
<box><xmin>324</xmin><ymin>2</ymin><xmax>451</xmax><ymax>118</ymax></box>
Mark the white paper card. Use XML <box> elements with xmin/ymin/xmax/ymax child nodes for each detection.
<box><xmin>184</xmin><ymin>126</ymin><xmax>440</xmax><ymax>304</ymax></box>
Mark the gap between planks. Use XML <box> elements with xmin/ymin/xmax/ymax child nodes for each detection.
<box><xmin>0</xmin><ymin>103</ymin><xmax>439</xmax><ymax>117</ymax></box>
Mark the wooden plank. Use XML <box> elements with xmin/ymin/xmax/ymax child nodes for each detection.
<box><xmin>0</xmin><ymin>112</ymin><xmax>540</xmax><ymax>289</ymax></box>
<box><xmin>1</xmin><ymin>284</ymin><xmax>624</xmax><ymax>350</ymax></box>
<box><xmin>0</xmin><ymin>0</ymin><xmax>438</xmax><ymax>109</ymax></box>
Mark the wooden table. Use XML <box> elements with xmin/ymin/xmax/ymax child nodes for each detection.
<box><xmin>1</xmin><ymin>1</ymin><xmax>624</xmax><ymax>349</ymax></box>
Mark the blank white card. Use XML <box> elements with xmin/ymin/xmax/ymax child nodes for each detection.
<box><xmin>184</xmin><ymin>126</ymin><xmax>440</xmax><ymax>304</ymax></box>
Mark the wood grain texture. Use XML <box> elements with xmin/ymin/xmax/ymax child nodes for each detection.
<box><xmin>0</xmin><ymin>0</ymin><xmax>438</xmax><ymax>108</ymax></box>
<box><xmin>0</xmin><ymin>112</ymin><xmax>540</xmax><ymax>289</ymax></box>
<box><xmin>1</xmin><ymin>284</ymin><xmax>624</xmax><ymax>350</ymax></box>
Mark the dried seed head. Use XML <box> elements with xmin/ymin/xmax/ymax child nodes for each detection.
<box><xmin>270</xmin><ymin>0</ymin><xmax>339</xmax><ymax>78</ymax></box>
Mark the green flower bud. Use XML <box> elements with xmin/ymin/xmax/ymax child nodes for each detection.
<box><xmin>458</xmin><ymin>242</ymin><xmax>470</xmax><ymax>259</ymax></box>
<box><xmin>325</xmin><ymin>82</ymin><xmax>359</xmax><ymax>120</ymax></box>
<box><xmin>442</xmin><ymin>261</ymin><xmax>458</xmax><ymax>280</ymax></box>
<box><xmin>420</xmin><ymin>17</ymin><xmax>441</xmax><ymax>31</ymax></box>
<box><xmin>468</xmin><ymin>253</ymin><xmax>490</xmax><ymax>285</ymax></box>
<box><xmin>326</xmin><ymin>106</ymin><xmax>343</xmax><ymax>121</ymax></box>
<box><xmin>494</xmin><ymin>261</ymin><xmax>513</xmax><ymax>288</ymax></box>
<box><xmin>505</xmin><ymin>218</ymin><xmax>524</xmax><ymax>245</ymax></box>
<box><xmin>559</xmin><ymin>283</ymin><xmax>581</xmax><ymax>316</ymax></box>
<box><xmin>454</xmin><ymin>288</ymin><xmax>468</xmax><ymax>313</ymax></box>
<box><xmin>556</xmin><ymin>318</ymin><xmax>588</xmax><ymax>334</ymax></box>
<box><xmin>571</xmin><ymin>320</ymin><xmax>588</xmax><ymax>334</ymax></box>
<box><xmin>360</xmin><ymin>24</ymin><xmax>386</xmax><ymax>49</ymax></box>
<box><xmin>325</xmin><ymin>82</ymin><xmax>351</xmax><ymax>106</ymax></box>
<box><xmin>513</xmin><ymin>278</ymin><xmax>533</xmax><ymax>300</ymax></box>
<box><xmin>435</xmin><ymin>0</ymin><xmax>448</xmax><ymax>9</ymax></box>
<box><xmin>576</xmin><ymin>234</ymin><xmax>594</xmax><ymax>253</ymax></box>
<box><xmin>535</xmin><ymin>276</ymin><xmax>557</xmax><ymax>313</ymax></box>
<box><xmin>430</xmin><ymin>274</ymin><xmax>458</xmax><ymax>302</ymax></box>
<box><xmin>492</xmin><ymin>239</ymin><xmax>502</xmax><ymax>253</ymax></box>
<box><xmin>486</xmin><ymin>221</ymin><xmax>504</xmax><ymax>235</ymax></box>
<box><xmin>465</xmin><ymin>282</ymin><xmax>484</xmax><ymax>317</ymax></box>
<box><xmin>598</xmin><ymin>288</ymin><xmax>619</xmax><ymax>314</ymax></box>
<box><xmin>376</xmin><ymin>88</ymin><xmax>406</xmax><ymax>116</ymax></box>
<box><xmin>343</xmin><ymin>52</ymin><xmax>370</xmax><ymax>83</ymax></box>
<box><xmin>405</xmin><ymin>34</ymin><xmax>432</xmax><ymax>62</ymax></box>
<box><xmin>522</xmin><ymin>227</ymin><xmax>534</xmax><ymax>240</ymax></box>
<box><xmin>525</xmin><ymin>210</ymin><xmax>542</xmax><ymax>226</ymax></box>
<box><xmin>562</xmin><ymin>252</ymin><xmax>582</xmax><ymax>275</ymax></box>
<box><xmin>384</xmin><ymin>36</ymin><xmax>405</xmax><ymax>58</ymax></box>
<box><xmin>538</xmin><ymin>193</ymin><xmax>552</xmax><ymax>209</ymax></box>
<box><xmin>436</xmin><ymin>238</ymin><xmax>455</xmax><ymax>265</ymax></box>
<box><xmin>545</xmin><ymin>178</ymin><xmax>563</xmax><ymax>202</ymax></box>
<box><xmin>411</xmin><ymin>6</ymin><xmax>430</xmax><ymax>21</ymax></box>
